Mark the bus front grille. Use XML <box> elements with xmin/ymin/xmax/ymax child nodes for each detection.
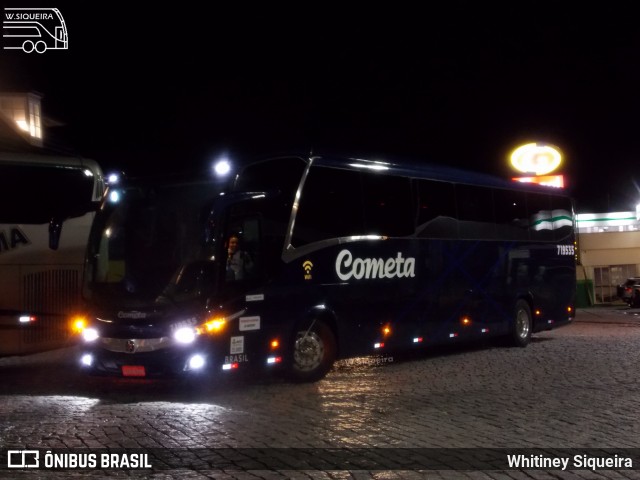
<box><xmin>22</xmin><ymin>268</ymin><xmax>81</xmax><ymax>344</ymax></box>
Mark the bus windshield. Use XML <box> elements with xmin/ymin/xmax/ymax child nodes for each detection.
<box><xmin>0</xmin><ymin>163</ymin><xmax>97</xmax><ymax>224</ymax></box>
<box><xmin>84</xmin><ymin>181</ymin><xmax>219</xmax><ymax>308</ymax></box>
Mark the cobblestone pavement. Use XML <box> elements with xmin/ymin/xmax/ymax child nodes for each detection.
<box><xmin>1</xmin><ymin>306</ymin><xmax>640</xmax><ymax>479</ymax></box>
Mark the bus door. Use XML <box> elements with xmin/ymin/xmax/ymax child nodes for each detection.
<box><xmin>55</xmin><ymin>26</ymin><xmax>66</xmax><ymax>47</ymax></box>
<box><xmin>215</xmin><ymin>209</ymin><xmax>280</xmax><ymax>370</ymax></box>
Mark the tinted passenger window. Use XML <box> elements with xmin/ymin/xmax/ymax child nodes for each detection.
<box><xmin>456</xmin><ymin>184</ymin><xmax>495</xmax><ymax>239</ymax></box>
<box><xmin>362</xmin><ymin>173</ymin><xmax>414</xmax><ymax>236</ymax></box>
<box><xmin>494</xmin><ymin>188</ymin><xmax>529</xmax><ymax>241</ymax></box>
<box><xmin>235</xmin><ymin>157</ymin><xmax>307</xmax><ymax>249</ymax></box>
<box><xmin>415</xmin><ymin>179</ymin><xmax>457</xmax><ymax>238</ymax></box>
<box><xmin>235</xmin><ymin>157</ymin><xmax>306</xmax><ymax>208</ymax></box>
<box><xmin>527</xmin><ymin>192</ymin><xmax>554</xmax><ymax>241</ymax></box>
<box><xmin>549</xmin><ymin>194</ymin><xmax>574</xmax><ymax>241</ymax></box>
<box><xmin>293</xmin><ymin>167</ymin><xmax>365</xmax><ymax>246</ymax></box>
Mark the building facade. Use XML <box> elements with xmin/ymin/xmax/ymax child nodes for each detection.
<box><xmin>576</xmin><ymin>209</ymin><xmax>640</xmax><ymax>305</ymax></box>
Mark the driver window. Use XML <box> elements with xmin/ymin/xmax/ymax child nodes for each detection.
<box><xmin>225</xmin><ymin>217</ymin><xmax>261</xmax><ymax>282</ymax></box>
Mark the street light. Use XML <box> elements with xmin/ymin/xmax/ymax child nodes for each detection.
<box><xmin>213</xmin><ymin>158</ymin><xmax>232</xmax><ymax>177</ymax></box>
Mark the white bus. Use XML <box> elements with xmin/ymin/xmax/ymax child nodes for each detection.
<box><xmin>0</xmin><ymin>152</ymin><xmax>105</xmax><ymax>355</ymax></box>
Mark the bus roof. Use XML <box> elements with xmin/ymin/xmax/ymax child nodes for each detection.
<box><xmin>276</xmin><ymin>154</ymin><xmax>571</xmax><ymax>196</ymax></box>
<box><xmin>0</xmin><ymin>151</ymin><xmax>102</xmax><ymax>173</ymax></box>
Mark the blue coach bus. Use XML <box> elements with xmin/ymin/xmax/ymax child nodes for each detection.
<box><xmin>75</xmin><ymin>154</ymin><xmax>576</xmax><ymax>382</ymax></box>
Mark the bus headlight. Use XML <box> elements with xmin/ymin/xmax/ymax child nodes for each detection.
<box><xmin>174</xmin><ymin>326</ymin><xmax>197</xmax><ymax>344</ymax></box>
<box><xmin>82</xmin><ymin>327</ymin><xmax>99</xmax><ymax>342</ymax></box>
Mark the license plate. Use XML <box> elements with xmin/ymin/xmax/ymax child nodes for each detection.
<box><xmin>121</xmin><ymin>365</ymin><xmax>146</xmax><ymax>377</ymax></box>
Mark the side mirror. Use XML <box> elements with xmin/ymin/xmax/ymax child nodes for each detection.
<box><xmin>48</xmin><ymin>217</ymin><xmax>63</xmax><ymax>250</ymax></box>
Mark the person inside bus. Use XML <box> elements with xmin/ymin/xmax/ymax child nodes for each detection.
<box><xmin>226</xmin><ymin>233</ymin><xmax>254</xmax><ymax>281</ymax></box>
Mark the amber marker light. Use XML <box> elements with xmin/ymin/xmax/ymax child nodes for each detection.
<box><xmin>71</xmin><ymin>316</ymin><xmax>87</xmax><ymax>333</ymax></box>
<box><xmin>270</xmin><ymin>339</ymin><xmax>280</xmax><ymax>349</ymax></box>
<box><xmin>202</xmin><ymin>317</ymin><xmax>226</xmax><ymax>333</ymax></box>
<box><xmin>382</xmin><ymin>325</ymin><xmax>392</xmax><ymax>337</ymax></box>
<box><xmin>461</xmin><ymin>316</ymin><xmax>472</xmax><ymax>326</ymax></box>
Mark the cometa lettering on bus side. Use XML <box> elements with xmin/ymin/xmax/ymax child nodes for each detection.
<box><xmin>0</xmin><ymin>227</ymin><xmax>30</xmax><ymax>254</ymax></box>
<box><xmin>335</xmin><ymin>249</ymin><xmax>416</xmax><ymax>281</ymax></box>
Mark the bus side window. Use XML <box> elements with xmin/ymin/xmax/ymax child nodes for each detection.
<box><xmin>456</xmin><ymin>184</ymin><xmax>496</xmax><ymax>240</ymax></box>
<box><xmin>494</xmin><ymin>189</ymin><xmax>529</xmax><ymax>241</ymax></box>
<box><xmin>293</xmin><ymin>167</ymin><xmax>365</xmax><ymax>246</ymax></box>
<box><xmin>550</xmin><ymin>194</ymin><xmax>574</xmax><ymax>242</ymax></box>
<box><xmin>362</xmin><ymin>173</ymin><xmax>414</xmax><ymax>237</ymax></box>
<box><xmin>527</xmin><ymin>192</ymin><xmax>554</xmax><ymax>242</ymax></box>
<box><xmin>415</xmin><ymin>179</ymin><xmax>458</xmax><ymax>239</ymax></box>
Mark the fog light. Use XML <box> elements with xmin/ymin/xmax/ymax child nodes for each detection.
<box><xmin>81</xmin><ymin>354</ymin><xmax>93</xmax><ymax>366</ymax></box>
<box><xmin>188</xmin><ymin>354</ymin><xmax>205</xmax><ymax>370</ymax></box>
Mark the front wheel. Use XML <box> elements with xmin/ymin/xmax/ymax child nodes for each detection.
<box><xmin>510</xmin><ymin>299</ymin><xmax>532</xmax><ymax>347</ymax></box>
<box><xmin>288</xmin><ymin>320</ymin><xmax>336</xmax><ymax>383</ymax></box>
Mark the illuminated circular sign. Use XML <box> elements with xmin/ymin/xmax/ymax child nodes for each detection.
<box><xmin>510</xmin><ymin>143</ymin><xmax>562</xmax><ymax>175</ymax></box>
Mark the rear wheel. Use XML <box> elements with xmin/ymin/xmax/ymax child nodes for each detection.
<box><xmin>510</xmin><ymin>300</ymin><xmax>532</xmax><ymax>347</ymax></box>
<box><xmin>288</xmin><ymin>320</ymin><xmax>336</xmax><ymax>383</ymax></box>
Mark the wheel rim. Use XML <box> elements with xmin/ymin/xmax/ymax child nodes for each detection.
<box><xmin>293</xmin><ymin>331</ymin><xmax>324</xmax><ymax>372</ymax></box>
<box><xmin>516</xmin><ymin>308</ymin><xmax>530</xmax><ymax>339</ymax></box>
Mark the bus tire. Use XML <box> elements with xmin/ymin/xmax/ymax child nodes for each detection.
<box><xmin>288</xmin><ymin>320</ymin><xmax>336</xmax><ymax>383</ymax></box>
<box><xmin>510</xmin><ymin>299</ymin><xmax>532</xmax><ymax>347</ymax></box>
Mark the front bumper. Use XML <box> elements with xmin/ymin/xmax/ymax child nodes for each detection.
<box><xmin>79</xmin><ymin>340</ymin><xmax>216</xmax><ymax>378</ymax></box>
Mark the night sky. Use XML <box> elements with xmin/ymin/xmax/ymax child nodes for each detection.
<box><xmin>2</xmin><ymin>4</ymin><xmax>639</xmax><ymax>213</ymax></box>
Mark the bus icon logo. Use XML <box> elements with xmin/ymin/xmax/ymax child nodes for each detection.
<box><xmin>3</xmin><ymin>8</ymin><xmax>68</xmax><ymax>53</ymax></box>
<box><xmin>7</xmin><ymin>450</ymin><xmax>39</xmax><ymax>468</ymax></box>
